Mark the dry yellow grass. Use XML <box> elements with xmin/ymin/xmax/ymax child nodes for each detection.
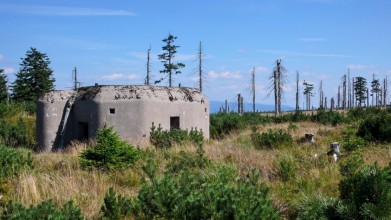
<box><xmin>11</xmin><ymin>147</ymin><xmax>141</xmax><ymax>219</ymax></box>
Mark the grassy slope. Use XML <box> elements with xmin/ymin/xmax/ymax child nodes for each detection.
<box><xmin>8</xmin><ymin>122</ymin><xmax>391</xmax><ymax>219</ymax></box>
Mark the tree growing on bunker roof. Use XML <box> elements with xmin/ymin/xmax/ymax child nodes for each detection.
<box><xmin>12</xmin><ymin>47</ymin><xmax>55</xmax><ymax>102</ymax></box>
<box><xmin>157</xmin><ymin>33</ymin><xmax>185</xmax><ymax>87</ymax></box>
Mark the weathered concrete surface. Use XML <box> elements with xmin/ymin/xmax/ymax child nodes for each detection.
<box><xmin>36</xmin><ymin>90</ymin><xmax>75</xmax><ymax>152</ymax></box>
<box><xmin>36</xmin><ymin>85</ymin><xmax>209</xmax><ymax>151</ymax></box>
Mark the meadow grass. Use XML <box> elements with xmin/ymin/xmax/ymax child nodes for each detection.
<box><xmin>6</xmin><ymin>121</ymin><xmax>391</xmax><ymax>219</ymax></box>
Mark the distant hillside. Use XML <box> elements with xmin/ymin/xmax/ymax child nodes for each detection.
<box><xmin>210</xmin><ymin>101</ymin><xmax>294</xmax><ymax>113</ymax></box>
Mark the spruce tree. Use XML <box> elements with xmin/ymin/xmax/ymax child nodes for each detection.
<box><xmin>0</xmin><ymin>69</ymin><xmax>7</xmax><ymax>102</ymax></box>
<box><xmin>12</xmin><ymin>47</ymin><xmax>55</xmax><ymax>101</ymax></box>
<box><xmin>157</xmin><ymin>34</ymin><xmax>185</xmax><ymax>87</ymax></box>
<box><xmin>354</xmin><ymin>76</ymin><xmax>367</xmax><ymax>107</ymax></box>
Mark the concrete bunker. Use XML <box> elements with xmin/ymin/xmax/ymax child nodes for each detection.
<box><xmin>37</xmin><ymin>85</ymin><xmax>209</xmax><ymax>152</ymax></box>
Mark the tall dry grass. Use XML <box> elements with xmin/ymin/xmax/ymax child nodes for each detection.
<box><xmin>11</xmin><ymin>142</ymin><xmax>142</xmax><ymax>219</ymax></box>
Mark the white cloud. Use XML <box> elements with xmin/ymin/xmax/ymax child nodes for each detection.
<box><xmin>346</xmin><ymin>64</ymin><xmax>376</xmax><ymax>71</ymax></box>
<box><xmin>3</xmin><ymin>67</ymin><xmax>16</xmax><ymax>75</ymax></box>
<box><xmin>100</xmin><ymin>73</ymin><xmax>140</xmax><ymax>81</ymax></box>
<box><xmin>190</xmin><ymin>76</ymin><xmax>199</xmax><ymax>82</ymax></box>
<box><xmin>0</xmin><ymin>5</ymin><xmax>135</xmax><ymax>16</ymax></box>
<box><xmin>207</xmin><ymin>71</ymin><xmax>242</xmax><ymax>79</ymax></box>
<box><xmin>0</xmin><ymin>54</ymin><xmax>4</xmax><ymax>61</ymax></box>
<box><xmin>254</xmin><ymin>66</ymin><xmax>269</xmax><ymax>74</ymax></box>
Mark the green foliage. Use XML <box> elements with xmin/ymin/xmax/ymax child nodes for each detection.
<box><xmin>339</xmin><ymin>154</ymin><xmax>364</xmax><ymax>176</ymax></box>
<box><xmin>166</xmin><ymin>145</ymin><xmax>210</xmax><ymax>173</ymax></box>
<box><xmin>0</xmin><ymin>69</ymin><xmax>8</xmax><ymax>102</ymax></box>
<box><xmin>357</xmin><ymin>111</ymin><xmax>391</xmax><ymax>142</ymax></box>
<box><xmin>210</xmin><ymin>113</ymin><xmax>244</xmax><ymax>139</ymax></box>
<box><xmin>339</xmin><ymin>163</ymin><xmax>391</xmax><ymax>219</ymax></box>
<box><xmin>0</xmin><ymin>179</ymin><xmax>13</xmax><ymax>206</ymax></box>
<box><xmin>12</xmin><ymin>47</ymin><xmax>55</xmax><ymax>102</ymax></box>
<box><xmin>135</xmin><ymin>164</ymin><xmax>278</xmax><ymax>219</ymax></box>
<box><xmin>241</xmin><ymin>112</ymin><xmax>273</xmax><ymax>125</ymax></box>
<box><xmin>353</xmin><ymin>76</ymin><xmax>367</xmax><ymax>107</ymax></box>
<box><xmin>0</xmin><ymin>119</ymin><xmax>31</xmax><ymax>148</ymax></box>
<box><xmin>157</xmin><ymin>34</ymin><xmax>185</xmax><ymax>87</ymax></box>
<box><xmin>296</xmin><ymin>195</ymin><xmax>346</xmax><ymax>220</ymax></box>
<box><xmin>101</xmin><ymin>187</ymin><xmax>135</xmax><ymax>220</ymax></box>
<box><xmin>341</xmin><ymin>125</ymin><xmax>366</xmax><ymax>152</ymax></box>
<box><xmin>79</xmin><ymin>125</ymin><xmax>141</xmax><ymax>171</ymax></box>
<box><xmin>0</xmin><ymin>102</ymin><xmax>36</xmax><ymax>148</ymax></box>
<box><xmin>251</xmin><ymin>128</ymin><xmax>293</xmax><ymax>149</ymax></box>
<box><xmin>0</xmin><ymin>144</ymin><xmax>33</xmax><ymax>178</ymax></box>
<box><xmin>312</xmin><ymin>108</ymin><xmax>344</xmax><ymax>126</ymax></box>
<box><xmin>277</xmin><ymin>156</ymin><xmax>296</xmax><ymax>182</ymax></box>
<box><xmin>342</xmin><ymin>134</ymin><xmax>366</xmax><ymax>152</ymax></box>
<box><xmin>347</xmin><ymin>107</ymin><xmax>381</xmax><ymax>121</ymax></box>
<box><xmin>1</xmin><ymin>199</ymin><xmax>84</xmax><ymax>220</ymax></box>
<box><xmin>149</xmin><ymin>123</ymin><xmax>204</xmax><ymax>148</ymax></box>
<box><xmin>287</xmin><ymin>121</ymin><xmax>298</xmax><ymax>132</ymax></box>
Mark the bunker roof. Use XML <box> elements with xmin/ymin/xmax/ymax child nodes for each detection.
<box><xmin>40</xmin><ymin>85</ymin><xmax>207</xmax><ymax>103</ymax></box>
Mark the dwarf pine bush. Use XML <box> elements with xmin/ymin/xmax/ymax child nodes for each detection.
<box><xmin>251</xmin><ymin>128</ymin><xmax>293</xmax><ymax>149</ymax></box>
<box><xmin>79</xmin><ymin>125</ymin><xmax>141</xmax><ymax>171</ymax></box>
<box><xmin>101</xmin><ymin>187</ymin><xmax>135</xmax><ymax>219</ymax></box>
<box><xmin>357</xmin><ymin>111</ymin><xmax>391</xmax><ymax>142</ymax></box>
<box><xmin>149</xmin><ymin>123</ymin><xmax>204</xmax><ymax>148</ymax></box>
<box><xmin>1</xmin><ymin>200</ymin><xmax>84</xmax><ymax>220</ymax></box>
<box><xmin>210</xmin><ymin>113</ymin><xmax>244</xmax><ymax>139</ymax></box>
<box><xmin>339</xmin><ymin>163</ymin><xmax>391</xmax><ymax>219</ymax></box>
<box><xmin>0</xmin><ymin>144</ymin><xmax>33</xmax><ymax>178</ymax></box>
<box><xmin>135</xmin><ymin>163</ymin><xmax>278</xmax><ymax>219</ymax></box>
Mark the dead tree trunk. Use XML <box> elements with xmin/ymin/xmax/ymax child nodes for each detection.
<box><xmin>343</xmin><ymin>74</ymin><xmax>347</xmax><ymax>110</ymax></box>
<box><xmin>252</xmin><ymin>67</ymin><xmax>256</xmax><ymax>113</ymax></box>
<box><xmin>296</xmin><ymin>70</ymin><xmax>299</xmax><ymax>111</ymax></box>
<box><xmin>198</xmin><ymin>41</ymin><xmax>203</xmax><ymax>92</ymax></box>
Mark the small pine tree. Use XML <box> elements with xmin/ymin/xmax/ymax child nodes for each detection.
<box><xmin>79</xmin><ymin>125</ymin><xmax>141</xmax><ymax>170</ymax></box>
<box><xmin>354</xmin><ymin>76</ymin><xmax>367</xmax><ymax>107</ymax></box>
<box><xmin>12</xmin><ymin>47</ymin><xmax>55</xmax><ymax>102</ymax></box>
<box><xmin>157</xmin><ymin>34</ymin><xmax>185</xmax><ymax>87</ymax></box>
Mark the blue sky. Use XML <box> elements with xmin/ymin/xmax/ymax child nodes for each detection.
<box><xmin>1</xmin><ymin>0</ymin><xmax>390</xmax><ymax>108</ymax></box>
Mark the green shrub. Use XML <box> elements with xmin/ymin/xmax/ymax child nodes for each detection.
<box><xmin>277</xmin><ymin>156</ymin><xmax>296</xmax><ymax>182</ymax></box>
<box><xmin>357</xmin><ymin>111</ymin><xmax>391</xmax><ymax>142</ymax></box>
<box><xmin>101</xmin><ymin>187</ymin><xmax>135</xmax><ymax>219</ymax></box>
<box><xmin>287</xmin><ymin>122</ymin><xmax>298</xmax><ymax>133</ymax></box>
<box><xmin>1</xmin><ymin>199</ymin><xmax>84</xmax><ymax>220</ymax></box>
<box><xmin>0</xmin><ymin>119</ymin><xmax>31</xmax><ymax>148</ymax></box>
<box><xmin>79</xmin><ymin>125</ymin><xmax>141</xmax><ymax>171</ymax></box>
<box><xmin>339</xmin><ymin>154</ymin><xmax>364</xmax><ymax>176</ymax></box>
<box><xmin>241</xmin><ymin>112</ymin><xmax>273</xmax><ymax>125</ymax></box>
<box><xmin>210</xmin><ymin>113</ymin><xmax>244</xmax><ymax>139</ymax></box>
<box><xmin>0</xmin><ymin>145</ymin><xmax>33</xmax><ymax>178</ymax></box>
<box><xmin>347</xmin><ymin>107</ymin><xmax>382</xmax><ymax>122</ymax></box>
<box><xmin>312</xmin><ymin>108</ymin><xmax>345</xmax><ymax>126</ymax></box>
<box><xmin>339</xmin><ymin>163</ymin><xmax>391</xmax><ymax>219</ymax></box>
<box><xmin>251</xmin><ymin>128</ymin><xmax>293</xmax><ymax>149</ymax></box>
<box><xmin>166</xmin><ymin>145</ymin><xmax>210</xmax><ymax>173</ymax></box>
<box><xmin>149</xmin><ymin>123</ymin><xmax>204</xmax><ymax>148</ymax></box>
<box><xmin>135</xmin><ymin>163</ymin><xmax>278</xmax><ymax>219</ymax></box>
<box><xmin>296</xmin><ymin>195</ymin><xmax>346</xmax><ymax>220</ymax></box>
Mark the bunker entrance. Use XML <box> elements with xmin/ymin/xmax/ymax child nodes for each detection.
<box><xmin>170</xmin><ymin>116</ymin><xmax>180</xmax><ymax>130</ymax></box>
<box><xmin>78</xmin><ymin>122</ymin><xmax>89</xmax><ymax>140</ymax></box>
